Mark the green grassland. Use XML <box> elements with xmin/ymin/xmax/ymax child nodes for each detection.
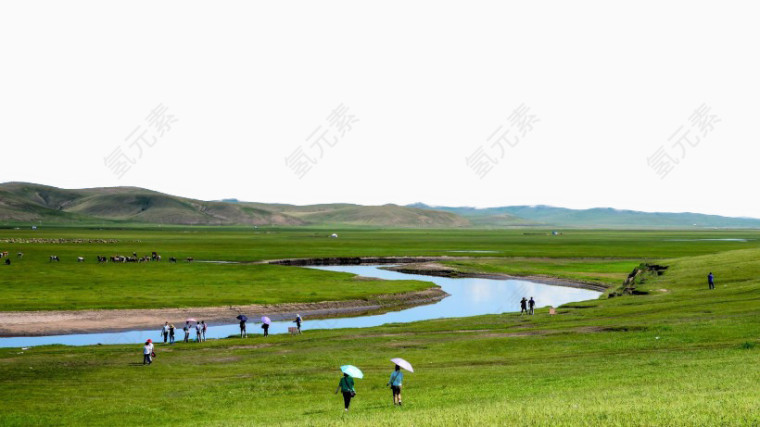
<box><xmin>2</xmin><ymin>227</ymin><xmax>760</xmax><ymax>310</ymax></box>
<box><xmin>441</xmin><ymin>258</ymin><xmax>640</xmax><ymax>287</ymax></box>
<box><xmin>2</xmin><ymin>228</ymin><xmax>760</xmax><ymax>425</ymax></box>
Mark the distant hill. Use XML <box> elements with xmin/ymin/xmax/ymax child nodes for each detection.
<box><xmin>409</xmin><ymin>203</ymin><xmax>760</xmax><ymax>228</ymax></box>
<box><xmin>271</xmin><ymin>203</ymin><xmax>470</xmax><ymax>227</ymax></box>
<box><xmin>0</xmin><ymin>183</ymin><xmax>468</xmax><ymax>227</ymax></box>
<box><xmin>0</xmin><ymin>183</ymin><xmax>305</xmax><ymax>226</ymax></box>
<box><xmin>3</xmin><ymin>182</ymin><xmax>758</xmax><ymax>228</ymax></box>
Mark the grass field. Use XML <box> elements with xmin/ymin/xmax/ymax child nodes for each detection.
<box><xmin>2</xmin><ymin>227</ymin><xmax>760</xmax><ymax>310</ymax></box>
<box><xmin>2</xmin><ymin>228</ymin><xmax>760</xmax><ymax>425</ymax></box>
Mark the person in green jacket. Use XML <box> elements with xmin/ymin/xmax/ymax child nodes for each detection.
<box><xmin>335</xmin><ymin>373</ymin><xmax>356</xmax><ymax>411</ymax></box>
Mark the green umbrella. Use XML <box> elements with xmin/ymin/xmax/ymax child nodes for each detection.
<box><xmin>340</xmin><ymin>365</ymin><xmax>364</xmax><ymax>379</ymax></box>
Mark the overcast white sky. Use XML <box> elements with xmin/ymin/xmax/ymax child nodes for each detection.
<box><xmin>1</xmin><ymin>1</ymin><xmax>758</xmax><ymax>218</ymax></box>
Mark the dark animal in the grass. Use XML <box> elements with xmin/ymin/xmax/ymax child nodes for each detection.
<box><xmin>186</xmin><ymin>257</ymin><xmax>194</xmax><ymax>263</ymax></box>
<box><xmin>49</xmin><ymin>255</ymin><xmax>60</xmax><ymax>262</ymax></box>
<box><xmin>77</xmin><ymin>257</ymin><xmax>85</xmax><ymax>262</ymax></box>
<box><xmin>169</xmin><ymin>257</ymin><xmax>177</xmax><ymax>263</ymax></box>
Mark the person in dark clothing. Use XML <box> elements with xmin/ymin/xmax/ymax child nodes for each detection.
<box><xmin>240</xmin><ymin>319</ymin><xmax>247</xmax><ymax>338</ymax></box>
<box><xmin>528</xmin><ymin>297</ymin><xmax>535</xmax><ymax>315</ymax></box>
<box><xmin>295</xmin><ymin>314</ymin><xmax>302</xmax><ymax>333</ymax></box>
<box><xmin>160</xmin><ymin>322</ymin><xmax>169</xmax><ymax>343</ymax></box>
<box><xmin>708</xmin><ymin>272</ymin><xmax>715</xmax><ymax>290</ymax></box>
<box><xmin>262</xmin><ymin>322</ymin><xmax>269</xmax><ymax>337</ymax></box>
<box><xmin>520</xmin><ymin>297</ymin><xmax>528</xmax><ymax>314</ymax></box>
<box><xmin>335</xmin><ymin>373</ymin><xmax>356</xmax><ymax>411</ymax></box>
<box><xmin>168</xmin><ymin>324</ymin><xmax>175</xmax><ymax>344</ymax></box>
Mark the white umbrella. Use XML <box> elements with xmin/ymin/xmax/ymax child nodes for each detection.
<box><xmin>391</xmin><ymin>358</ymin><xmax>414</xmax><ymax>373</ymax></box>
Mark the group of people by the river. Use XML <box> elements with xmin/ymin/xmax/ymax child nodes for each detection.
<box><xmin>145</xmin><ymin>315</ymin><xmax>304</xmax><ymax>361</ymax></box>
<box><xmin>520</xmin><ymin>296</ymin><xmax>536</xmax><ymax>315</ymax></box>
<box><xmin>238</xmin><ymin>314</ymin><xmax>302</xmax><ymax>338</ymax></box>
<box><xmin>158</xmin><ymin>320</ymin><xmax>208</xmax><ymax>345</ymax></box>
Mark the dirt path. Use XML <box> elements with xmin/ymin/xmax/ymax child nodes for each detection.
<box><xmin>0</xmin><ymin>287</ymin><xmax>447</xmax><ymax>337</ymax></box>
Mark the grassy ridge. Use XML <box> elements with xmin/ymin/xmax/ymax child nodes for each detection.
<box><xmin>0</xmin><ymin>183</ymin><xmax>467</xmax><ymax>227</ymax></box>
<box><xmin>1</xmin><ymin>231</ymin><xmax>760</xmax><ymax>425</ymax></box>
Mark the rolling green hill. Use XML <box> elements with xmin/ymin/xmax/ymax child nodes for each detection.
<box><xmin>0</xmin><ymin>183</ymin><xmax>467</xmax><ymax>227</ymax></box>
<box><xmin>4</xmin><ymin>182</ymin><xmax>759</xmax><ymax>228</ymax></box>
<box><xmin>0</xmin><ymin>183</ymin><xmax>305</xmax><ymax>226</ymax></box>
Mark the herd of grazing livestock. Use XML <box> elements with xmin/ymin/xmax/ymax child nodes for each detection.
<box><xmin>1</xmin><ymin>250</ymin><xmax>195</xmax><ymax>264</ymax></box>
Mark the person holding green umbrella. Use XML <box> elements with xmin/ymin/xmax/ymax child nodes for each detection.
<box><xmin>335</xmin><ymin>365</ymin><xmax>362</xmax><ymax>411</ymax></box>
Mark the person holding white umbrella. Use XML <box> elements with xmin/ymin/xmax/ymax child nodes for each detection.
<box><xmin>388</xmin><ymin>358</ymin><xmax>414</xmax><ymax>406</ymax></box>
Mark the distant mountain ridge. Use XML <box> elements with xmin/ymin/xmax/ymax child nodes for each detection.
<box><xmin>0</xmin><ymin>182</ymin><xmax>467</xmax><ymax>227</ymax></box>
<box><xmin>408</xmin><ymin>203</ymin><xmax>760</xmax><ymax>228</ymax></box>
<box><xmin>1</xmin><ymin>182</ymin><xmax>759</xmax><ymax>228</ymax></box>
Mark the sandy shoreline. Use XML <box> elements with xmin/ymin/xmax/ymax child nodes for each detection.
<box><xmin>0</xmin><ymin>287</ymin><xmax>447</xmax><ymax>337</ymax></box>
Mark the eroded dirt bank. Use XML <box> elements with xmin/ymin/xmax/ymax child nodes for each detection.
<box><xmin>0</xmin><ymin>287</ymin><xmax>447</xmax><ymax>337</ymax></box>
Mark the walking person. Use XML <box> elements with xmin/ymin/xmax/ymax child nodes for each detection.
<box><xmin>335</xmin><ymin>373</ymin><xmax>356</xmax><ymax>412</ymax></box>
<box><xmin>387</xmin><ymin>365</ymin><xmax>404</xmax><ymax>406</ymax></box>
<box><xmin>168</xmin><ymin>324</ymin><xmax>175</xmax><ymax>345</ymax></box>
<box><xmin>160</xmin><ymin>322</ymin><xmax>169</xmax><ymax>343</ymax></box>
<box><xmin>295</xmin><ymin>314</ymin><xmax>302</xmax><ymax>333</ymax></box>
<box><xmin>520</xmin><ymin>297</ymin><xmax>528</xmax><ymax>315</ymax></box>
<box><xmin>708</xmin><ymin>272</ymin><xmax>715</xmax><ymax>290</ymax></box>
<box><xmin>183</xmin><ymin>321</ymin><xmax>191</xmax><ymax>343</ymax></box>
<box><xmin>142</xmin><ymin>339</ymin><xmax>154</xmax><ymax>365</ymax></box>
<box><xmin>528</xmin><ymin>297</ymin><xmax>535</xmax><ymax>315</ymax></box>
<box><xmin>201</xmin><ymin>321</ymin><xmax>207</xmax><ymax>342</ymax></box>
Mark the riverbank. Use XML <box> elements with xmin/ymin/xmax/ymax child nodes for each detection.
<box><xmin>3</xmin><ymin>248</ymin><xmax>760</xmax><ymax>425</ymax></box>
<box><xmin>0</xmin><ymin>286</ymin><xmax>447</xmax><ymax>337</ymax></box>
<box><xmin>1</xmin><ymin>256</ymin><xmax>612</xmax><ymax>337</ymax></box>
<box><xmin>383</xmin><ymin>261</ymin><xmax>610</xmax><ymax>292</ymax></box>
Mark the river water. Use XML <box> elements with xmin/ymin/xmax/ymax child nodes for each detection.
<box><xmin>0</xmin><ymin>265</ymin><xmax>601</xmax><ymax>348</ymax></box>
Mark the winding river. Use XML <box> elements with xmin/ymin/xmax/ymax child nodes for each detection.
<box><xmin>0</xmin><ymin>265</ymin><xmax>601</xmax><ymax>348</ymax></box>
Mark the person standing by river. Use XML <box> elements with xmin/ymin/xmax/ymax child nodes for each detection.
<box><xmin>183</xmin><ymin>321</ymin><xmax>190</xmax><ymax>343</ymax></box>
<box><xmin>295</xmin><ymin>314</ymin><xmax>302</xmax><ymax>333</ymax></box>
<box><xmin>168</xmin><ymin>324</ymin><xmax>175</xmax><ymax>344</ymax></box>
<box><xmin>195</xmin><ymin>322</ymin><xmax>202</xmax><ymax>342</ymax></box>
<box><xmin>528</xmin><ymin>297</ymin><xmax>535</xmax><ymax>315</ymax></box>
<box><xmin>240</xmin><ymin>318</ymin><xmax>247</xmax><ymax>338</ymax></box>
<box><xmin>160</xmin><ymin>322</ymin><xmax>169</xmax><ymax>343</ymax></box>
<box><xmin>520</xmin><ymin>297</ymin><xmax>528</xmax><ymax>315</ymax></box>
<box><xmin>262</xmin><ymin>322</ymin><xmax>269</xmax><ymax>337</ymax></box>
<box><xmin>201</xmin><ymin>321</ymin><xmax>207</xmax><ymax>342</ymax></box>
